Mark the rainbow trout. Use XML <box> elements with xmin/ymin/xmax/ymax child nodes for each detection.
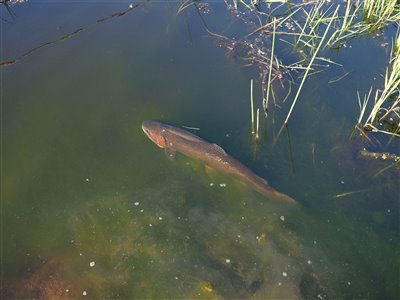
<box><xmin>142</xmin><ymin>120</ymin><xmax>297</xmax><ymax>205</ymax></box>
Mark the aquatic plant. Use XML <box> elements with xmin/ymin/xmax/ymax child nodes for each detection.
<box><xmin>250</xmin><ymin>79</ymin><xmax>255</xmax><ymax>134</ymax></box>
<box><xmin>178</xmin><ymin>0</ymin><xmax>399</xmax><ymax>140</ymax></box>
<box><xmin>357</xmin><ymin>32</ymin><xmax>400</xmax><ymax>137</ymax></box>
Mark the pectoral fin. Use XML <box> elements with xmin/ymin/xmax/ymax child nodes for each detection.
<box><xmin>164</xmin><ymin>147</ymin><xmax>176</xmax><ymax>160</ymax></box>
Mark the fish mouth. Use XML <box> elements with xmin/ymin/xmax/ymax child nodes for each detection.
<box><xmin>142</xmin><ymin>121</ymin><xmax>159</xmax><ymax>145</ymax></box>
<box><xmin>141</xmin><ymin>123</ymin><xmax>148</xmax><ymax>133</ymax></box>
<box><xmin>142</xmin><ymin>121</ymin><xmax>152</xmax><ymax>136</ymax></box>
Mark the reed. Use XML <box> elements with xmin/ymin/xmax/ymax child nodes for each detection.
<box><xmin>263</xmin><ymin>17</ymin><xmax>277</xmax><ymax>117</ymax></box>
<box><xmin>356</xmin><ymin>87</ymin><xmax>373</xmax><ymax>128</ymax></box>
<box><xmin>256</xmin><ymin>108</ymin><xmax>260</xmax><ymax>140</ymax></box>
<box><xmin>250</xmin><ymin>79</ymin><xmax>255</xmax><ymax>134</ymax></box>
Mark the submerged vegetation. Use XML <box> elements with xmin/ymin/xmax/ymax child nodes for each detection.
<box><xmin>179</xmin><ymin>0</ymin><xmax>400</xmax><ymax>141</ymax></box>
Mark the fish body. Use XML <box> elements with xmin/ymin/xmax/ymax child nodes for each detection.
<box><xmin>142</xmin><ymin>120</ymin><xmax>297</xmax><ymax>205</ymax></box>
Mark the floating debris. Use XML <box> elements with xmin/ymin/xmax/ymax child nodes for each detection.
<box><xmin>280</xmin><ymin>215</ymin><xmax>285</xmax><ymax>221</ymax></box>
<box><xmin>219</xmin><ymin>183</ymin><xmax>227</xmax><ymax>187</ymax></box>
<box><xmin>360</xmin><ymin>149</ymin><xmax>400</xmax><ymax>162</ymax></box>
<box><xmin>89</xmin><ymin>261</ymin><xmax>95</xmax><ymax>267</ymax></box>
<box><xmin>225</xmin><ymin>258</ymin><xmax>231</xmax><ymax>264</ymax></box>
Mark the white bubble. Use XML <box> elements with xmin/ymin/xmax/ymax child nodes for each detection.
<box><xmin>89</xmin><ymin>261</ymin><xmax>95</xmax><ymax>267</ymax></box>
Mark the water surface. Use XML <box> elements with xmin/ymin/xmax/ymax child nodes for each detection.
<box><xmin>1</xmin><ymin>1</ymin><xmax>399</xmax><ymax>299</ymax></box>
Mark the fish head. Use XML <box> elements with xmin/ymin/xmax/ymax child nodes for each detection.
<box><xmin>142</xmin><ymin>120</ymin><xmax>167</xmax><ymax>148</ymax></box>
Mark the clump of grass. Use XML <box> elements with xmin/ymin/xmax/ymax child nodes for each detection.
<box><xmin>358</xmin><ymin>32</ymin><xmax>400</xmax><ymax>137</ymax></box>
<box><xmin>364</xmin><ymin>0</ymin><xmax>400</xmax><ymax>30</ymax></box>
<box><xmin>327</xmin><ymin>0</ymin><xmax>399</xmax><ymax>47</ymax></box>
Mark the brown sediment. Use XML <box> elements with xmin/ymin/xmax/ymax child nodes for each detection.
<box><xmin>0</xmin><ymin>258</ymin><xmax>71</xmax><ymax>300</ymax></box>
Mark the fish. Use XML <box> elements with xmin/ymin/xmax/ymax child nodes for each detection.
<box><xmin>142</xmin><ymin>120</ymin><xmax>298</xmax><ymax>206</ymax></box>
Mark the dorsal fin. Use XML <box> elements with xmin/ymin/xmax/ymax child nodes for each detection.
<box><xmin>165</xmin><ymin>126</ymin><xmax>204</xmax><ymax>143</ymax></box>
<box><xmin>211</xmin><ymin>143</ymin><xmax>228</xmax><ymax>156</ymax></box>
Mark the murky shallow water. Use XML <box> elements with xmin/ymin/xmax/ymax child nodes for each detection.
<box><xmin>1</xmin><ymin>1</ymin><xmax>399</xmax><ymax>299</ymax></box>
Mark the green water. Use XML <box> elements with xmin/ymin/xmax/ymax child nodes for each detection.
<box><xmin>1</xmin><ymin>1</ymin><xmax>399</xmax><ymax>299</ymax></box>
